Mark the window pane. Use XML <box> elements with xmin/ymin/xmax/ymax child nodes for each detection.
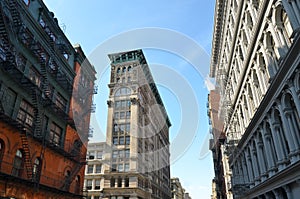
<box><xmin>120</xmin><ymin>112</ymin><xmax>125</xmax><ymax>119</ymax></box>
<box><xmin>126</xmin><ymin>111</ymin><xmax>131</xmax><ymax>119</ymax></box>
<box><xmin>125</xmin><ymin>163</ymin><xmax>129</xmax><ymax>172</ymax></box>
<box><xmin>114</xmin><ymin>112</ymin><xmax>119</xmax><ymax>119</ymax></box>
<box><xmin>118</xmin><ymin>164</ymin><xmax>123</xmax><ymax>172</ymax></box>
<box><xmin>87</xmin><ymin>165</ymin><xmax>93</xmax><ymax>173</ymax></box>
<box><xmin>125</xmin><ymin>149</ymin><xmax>130</xmax><ymax>158</ymax></box>
<box><xmin>119</xmin><ymin>137</ymin><xmax>124</xmax><ymax>145</ymax></box>
<box><xmin>96</xmin><ymin>164</ymin><xmax>101</xmax><ymax>173</ymax></box>
<box><xmin>126</xmin><ymin>136</ymin><xmax>130</xmax><ymax>145</ymax></box>
<box><xmin>96</xmin><ymin>151</ymin><xmax>102</xmax><ymax>159</ymax></box>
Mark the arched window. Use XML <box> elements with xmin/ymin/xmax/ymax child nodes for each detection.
<box><xmin>274</xmin><ymin>5</ymin><xmax>293</xmax><ymax>47</ymax></box>
<box><xmin>253</xmin><ymin>70</ymin><xmax>262</xmax><ymax>100</ymax></box>
<box><xmin>122</xmin><ymin>67</ymin><xmax>126</xmax><ymax>73</ymax></box>
<box><xmin>128</xmin><ymin>66</ymin><xmax>132</xmax><ymax>72</ymax></box>
<box><xmin>75</xmin><ymin>175</ymin><xmax>81</xmax><ymax>194</ymax></box>
<box><xmin>258</xmin><ymin>52</ymin><xmax>269</xmax><ymax>88</ymax></box>
<box><xmin>115</xmin><ymin>87</ymin><xmax>131</xmax><ymax>96</ymax></box>
<box><xmin>274</xmin><ymin>109</ymin><xmax>290</xmax><ymax>157</ymax></box>
<box><xmin>116</xmin><ymin>68</ymin><xmax>121</xmax><ymax>74</ymax></box>
<box><xmin>65</xmin><ymin>170</ymin><xmax>71</xmax><ymax>178</ymax></box>
<box><xmin>12</xmin><ymin>150</ymin><xmax>23</xmax><ymax>177</ymax></box>
<box><xmin>283</xmin><ymin>93</ymin><xmax>300</xmax><ymax>139</ymax></box>
<box><xmin>33</xmin><ymin>158</ymin><xmax>41</xmax><ymax>181</ymax></box>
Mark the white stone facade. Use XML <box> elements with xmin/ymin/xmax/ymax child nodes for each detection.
<box><xmin>210</xmin><ymin>0</ymin><xmax>300</xmax><ymax>198</ymax></box>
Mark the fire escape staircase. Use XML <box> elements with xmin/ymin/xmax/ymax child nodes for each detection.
<box><xmin>0</xmin><ymin>1</ymin><xmax>45</xmax><ymax>186</ymax></box>
<box><xmin>20</xmin><ymin>132</ymin><xmax>34</xmax><ymax>180</ymax></box>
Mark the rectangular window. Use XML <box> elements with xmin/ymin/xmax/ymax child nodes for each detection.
<box><xmin>55</xmin><ymin>93</ymin><xmax>67</xmax><ymax>112</ymax></box>
<box><xmin>95</xmin><ymin>179</ymin><xmax>100</xmax><ymax>189</ymax></box>
<box><xmin>112</xmin><ymin>151</ymin><xmax>118</xmax><ymax>159</ymax></box>
<box><xmin>115</xmin><ymin>101</ymin><xmax>121</xmax><ymax>109</ymax></box>
<box><xmin>96</xmin><ymin>151</ymin><xmax>102</xmax><ymax>159</ymax></box>
<box><xmin>126</xmin><ymin>111</ymin><xmax>131</xmax><ymax>119</ymax></box>
<box><xmin>115</xmin><ymin>100</ymin><xmax>131</xmax><ymax>110</ymax></box>
<box><xmin>17</xmin><ymin>100</ymin><xmax>34</xmax><ymax>129</ymax></box>
<box><xmin>126</xmin><ymin>123</ymin><xmax>130</xmax><ymax>132</ymax></box>
<box><xmin>124</xmin><ymin>163</ymin><xmax>130</xmax><ymax>172</ymax></box>
<box><xmin>89</xmin><ymin>151</ymin><xmax>95</xmax><ymax>159</ymax></box>
<box><xmin>118</xmin><ymin>164</ymin><xmax>124</xmax><ymax>172</ymax></box>
<box><xmin>119</xmin><ymin>137</ymin><xmax>124</xmax><ymax>145</ymax></box>
<box><xmin>113</xmin><ymin>137</ymin><xmax>118</xmax><ymax>145</ymax></box>
<box><xmin>87</xmin><ymin>165</ymin><xmax>93</xmax><ymax>174</ymax></box>
<box><xmin>111</xmin><ymin>164</ymin><xmax>117</xmax><ymax>172</ymax></box>
<box><xmin>28</xmin><ymin>67</ymin><xmax>41</xmax><ymax>88</ymax></box>
<box><xmin>86</xmin><ymin>180</ymin><xmax>92</xmax><ymax>190</ymax></box>
<box><xmin>125</xmin><ymin>149</ymin><xmax>130</xmax><ymax>158</ymax></box>
<box><xmin>49</xmin><ymin>122</ymin><xmax>62</xmax><ymax>145</ymax></box>
<box><xmin>125</xmin><ymin>136</ymin><xmax>130</xmax><ymax>145</ymax></box>
<box><xmin>114</xmin><ymin>112</ymin><xmax>119</xmax><ymax>119</ymax></box>
<box><xmin>95</xmin><ymin>164</ymin><xmax>101</xmax><ymax>173</ymax></box>
<box><xmin>120</xmin><ymin>112</ymin><xmax>125</xmax><ymax>119</ymax></box>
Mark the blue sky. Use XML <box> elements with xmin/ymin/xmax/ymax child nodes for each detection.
<box><xmin>43</xmin><ymin>1</ymin><xmax>216</xmax><ymax>198</ymax></box>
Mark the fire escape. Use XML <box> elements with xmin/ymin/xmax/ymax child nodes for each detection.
<box><xmin>0</xmin><ymin>1</ymin><xmax>92</xmax><ymax>196</ymax></box>
<box><xmin>0</xmin><ymin>0</ymin><xmax>37</xmax><ymax>183</ymax></box>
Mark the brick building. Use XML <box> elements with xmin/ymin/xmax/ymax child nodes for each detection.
<box><xmin>0</xmin><ymin>0</ymin><xmax>96</xmax><ymax>198</ymax></box>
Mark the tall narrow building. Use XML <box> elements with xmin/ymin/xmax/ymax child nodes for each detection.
<box><xmin>101</xmin><ymin>49</ymin><xmax>171</xmax><ymax>199</ymax></box>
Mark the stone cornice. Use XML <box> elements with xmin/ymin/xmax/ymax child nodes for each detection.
<box><xmin>210</xmin><ymin>0</ymin><xmax>226</xmax><ymax>77</ymax></box>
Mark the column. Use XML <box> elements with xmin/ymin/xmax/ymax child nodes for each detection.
<box><xmin>269</xmin><ymin>119</ymin><xmax>285</xmax><ymax>169</ymax></box>
<box><xmin>241</xmin><ymin>156</ymin><xmax>250</xmax><ymax>184</ymax></box>
<box><xmin>237</xmin><ymin>159</ymin><xmax>245</xmax><ymax>185</ymax></box>
<box><xmin>273</xmin><ymin>190</ymin><xmax>281</xmax><ymax>199</ymax></box>
<box><xmin>285</xmin><ymin>111</ymin><xmax>300</xmax><ymax>162</ymax></box>
<box><xmin>261</xmin><ymin>129</ymin><xmax>276</xmax><ymax>176</ymax></box>
<box><xmin>284</xmin><ymin>185</ymin><xmax>293</xmax><ymax>199</ymax></box>
<box><xmin>249</xmin><ymin>143</ymin><xmax>260</xmax><ymax>184</ymax></box>
<box><xmin>244</xmin><ymin>149</ymin><xmax>254</xmax><ymax>186</ymax></box>
<box><xmin>278</xmin><ymin>101</ymin><xmax>299</xmax><ymax>160</ymax></box>
<box><xmin>255</xmin><ymin>135</ymin><xmax>267</xmax><ymax>181</ymax></box>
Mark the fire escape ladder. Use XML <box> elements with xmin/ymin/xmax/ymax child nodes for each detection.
<box><xmin>31</xmin><ymin>88</ymin><xmax>43</xmax><ymax>138</ymax></box>
<box><xmin>20</xmin><ymin>132</ymin><xmax>33</xmax><ymax>181</ymax></box>
<box><xmin>0</xmin><ymin>2</ymin><xmax>12</xmax><ymax>63</ymax></box>
<box><xmin>8</xmin><ymin>0</ymin><xmax>22</xmax><ymax>32</ymax></box>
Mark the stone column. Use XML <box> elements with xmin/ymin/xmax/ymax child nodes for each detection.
<box><xmin>255</xmin><ymin>136</ymin><xmax>267</xmax><ymax>181</ymax></box>
<box><xmin>283</xmin><ymin>184</ymin><xmax>293</xmax><ymax>199</ymax></box>
<box><xmin>244</xmin><ymin>149</ymin><xmax>254</xmax><ymax>186</ymax></box>
<box><xmin>249</xmin><ymin>143</ymin><xmax>260</xmax><ymax>184</ymax></box>
<box><xmin>278</xmin><ymin>100</ymin><xmax>299</xmax><ymax>159</ymax></box>
<box><xmin>262</xmin><ymin>129</ymin><xmax>276</xmax><ymax>176</ymax></box>
<box><xmin>241</xmin><ymin>156</ymin><xmax>249</xmax><ymax>184</ymax></box>
<box><xmin>285</xmin><ymin>110</ymin><xmax>300</xmax><ymax>162</ymax></box>
<box><xmin>273</xmin><ymin>189</ymin><xmax>281</xmax><ymax>199</ymax></box>
<box><xmin>269</xmin><ymin>120</ymin><xmax>285</xmax><ymax>169</ymax></box>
